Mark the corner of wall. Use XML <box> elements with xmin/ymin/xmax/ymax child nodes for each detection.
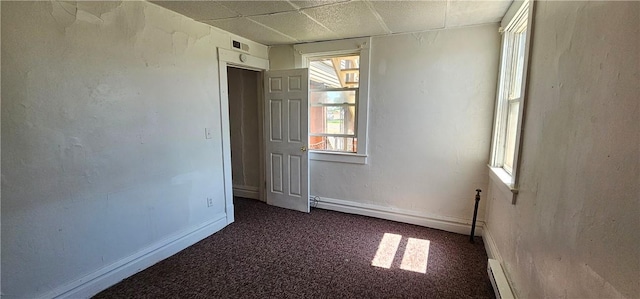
<box><xmin>482</xmin><ymin>224</ymin><xmax>502</xmax><ymax>262</ymax></box>
<box><xmin>268</xmin><ymin>45</ymin><xmax>296</xmax><ymax>70</ymax></box>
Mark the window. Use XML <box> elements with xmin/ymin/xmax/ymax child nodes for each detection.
<box><xmin>489</xmin><ymin>0</ymin><xmax>532</xmax><ymax>197</ymax></box>
<box><xmin>309</xmin><ymin>55</ymin><xmax>359</xmax><ymax>153</ymax></box>
<box><xmin>294</xmin><ymin>38</ymin><xmax>371</xmax><ymax>164</ymax></box>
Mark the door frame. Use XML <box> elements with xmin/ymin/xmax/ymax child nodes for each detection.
<box><xmin>217</xmin><ymin>48</ymin><xmax>269</xmax><ymax>224</ymax></box>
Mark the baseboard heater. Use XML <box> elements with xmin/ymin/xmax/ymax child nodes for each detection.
<box><xmin>488</xmin><ymin>259</ymin><xmax>515</xmax><ymax>299</ymax></box>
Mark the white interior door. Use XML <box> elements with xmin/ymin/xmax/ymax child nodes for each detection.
<box><xmin>264</xmin><ymin>69</ymin><xmax>310</xmax><ymax>213</ymax></box>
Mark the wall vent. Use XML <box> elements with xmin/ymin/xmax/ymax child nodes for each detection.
<box><xmin>232</xmin><ymin>40</ymin><xmax>250</xmax><ymax>52</ymax></box>
<box><xmin>488</xmin><ymin>259</ymin><xmax>515</xmax><ymax>299</ymax></box>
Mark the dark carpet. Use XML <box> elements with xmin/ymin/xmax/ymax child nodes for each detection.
<box><xmin>95</xmin><ymin>197</ymin><xmax>494</xmax><ymax>298</ymax></box>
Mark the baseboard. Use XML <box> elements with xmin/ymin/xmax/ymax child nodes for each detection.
<box><xmin>233</xmin><ymin>185</ymin><xmax>259</xmax><ymax>200</ymax></box>
<box><xmin>484</xmin><ymin>225</ymin><xmax>515</xmax><ymax>298</ymax></box>
<box><xmin>482</xmin><ymin>224</ymin><xmax>503</xmax><ymax>262</ymax></box>
<box><xmin>314</xmin><ymin>197</ymin><xmax>483</xmax><ymax>236</ymax></box>
<box><xmin>43</xmin><ymin>213</ymin><xmax>228</xmax><ymax>299</ymax></box>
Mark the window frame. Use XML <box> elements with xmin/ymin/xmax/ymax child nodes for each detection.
<box><xmin>489</xmin><ymin>0</ymin><xmax>534</xmax><ymax>203</ymax></box>
<box><xmin>294</xmin><ymin>37</ymin><xmax>371</xmax><ymax>164</ymax></box>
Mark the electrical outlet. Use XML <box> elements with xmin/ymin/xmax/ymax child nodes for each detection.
<box><xmin>207</xmin><ymin>197</ymin><xmax>213</xmax><ymax>207</ymax></box>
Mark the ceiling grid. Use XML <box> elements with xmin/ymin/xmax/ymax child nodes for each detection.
<box><xmin>151</xmin><ymin>0</ymin><xmax>512</xmax><ymax>45</ymax></box>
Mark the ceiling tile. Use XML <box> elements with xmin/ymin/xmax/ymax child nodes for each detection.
<box><xmin>289</xmin><ymin>0</ymin><xmax>349</xmax><ymax>9</ymax></box>
<box><xmin>446</xmin><ymin>0</ymin><xmax>511</xmax><ymax>27</ymax></box>
<box><xmin>150</xmin><ymin>1</ymin><xmax>240</xmax><ymax>21</ymax></box>
<box><xmin>302</xmin><ymin>1</ymin><xmax>388</xmax><ymax>38</ymax></box>
<box><xmin>369</xmin><ymin>1</ymin><xmax>447</xmax><ymax>33</ymax></box>
<box><xmin>202</xmin><ymin>18</ymin><xmax>298</xmax><ymax>45</ymax></box>
<box><xmin>219</xmin><ymin>1</ymin><xmax>297</xmax><ymax>16</ymax></box>
<box><xmin>250</xmin><ymin>11</ymin><xmax>338</xmax><ymax>42</ymax></box>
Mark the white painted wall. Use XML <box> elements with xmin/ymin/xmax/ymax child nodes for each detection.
<box><xmin>268</xmin><ymin>45</ymin><xmax>296</xmax><ymax>70</ymax></box>
<box><xmin>270</xmin><ymin>25</ymin><xmax>500</xmax><ymax>230</ymax></box>
<box><xmin>484</xmin><ymin>1</ymin><xmax>639</xmax><ymax>298</ymax></box>
<box><xmin>1</xmin><ymin>1</ymin><xmax>265</xmax><ymax>297</ymax></box>
<box><xmin>0</xmin><ymin>2</ymin><xmax>3</xmax><ymax>293</ymax></box>
<box><xmin>228</xmin><ymin>67</ymin><xmax>261</xmax><ymax>195</ymax></box>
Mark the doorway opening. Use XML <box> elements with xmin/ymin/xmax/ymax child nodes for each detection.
<box><xmin>226</xmin><ymin>67</ymin><xmax>264</xmax><ymax>202</ymax></box>
<box><xmin>218</xmin><ymin>48</ymin><xmax>310</xmax><ymax>221</ymax></box>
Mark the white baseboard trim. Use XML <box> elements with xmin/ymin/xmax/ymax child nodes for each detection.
<box><xmin>314</xmin><ymin>197</ymin><xmax>483</xmax><ymax>236</ymax></box>
<box><xmin>44</xmin><ymin>213</ymin><xmax>228</xmax><ymax>299</ymax></box>
<box><xmin>482</xmin><ymin>224</ymin><xmax>503</xmax><ymax>262</ymax></box>
<box><xmin>233</xmin><ymin>185</ymin><xmax>259</xmax><ymax>200</ymax></box>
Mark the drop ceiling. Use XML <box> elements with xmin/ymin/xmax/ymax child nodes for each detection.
<box><xmin>151</xmin><ymin>0</ymin><xmax>512</xmax><ymax>46</ymax></box>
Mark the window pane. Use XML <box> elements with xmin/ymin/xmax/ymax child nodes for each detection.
<box><xmin>311</xmin><ymin>90</ymin><xmax>356</xmax><ymax>105</ymax></box>
<box><xmin>340</xmin><ymin>55</ymin><xmax>360</xmax><ymax>88</ymax></box>
<box><xmin>308</xmin><ymin>54</ymin><xmax>360</xmax><ymax>153</ymax></box>
<box><xmin>309</xmin><ymin>105</ymin><xmax>356</xmax><ymax>135</ymax></box>
<box><xmin>509</xmin><ymin>31</ymin><xmax>527</xmax><ymax>99</ymax></box>
<box><xmin>503</xmin><ymin>101</ymin><xmax>520</xmax><ymax>173</ymax></box>
<box><xmin>309</xmin><ymin>55</ymin><xmax>360</xmax><ymax>89</ymax></box>
<box><xmin>309</xmin><ymin>136</ymin><xmax>357</xmax><ymax>153</ymax></box>
<box><xmin>310</xmin><ymin>59</ymin><xmax>341</xmax><ymax>89</ymax></box>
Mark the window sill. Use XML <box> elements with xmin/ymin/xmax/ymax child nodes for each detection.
<box><xmin>488</xmin><ymin>166</ymin><xmax>518</xmax><ymax>204</ymax></box>
<box><xmin>310</xmin><ymin>151</ymin><xmax>367</xmax><ymax>164</ymax></box>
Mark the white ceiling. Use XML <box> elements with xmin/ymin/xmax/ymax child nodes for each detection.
<box><xmin>151</xmin><ymin>0</ymin><xmax>512</xmax><ymax>45</ymax></box>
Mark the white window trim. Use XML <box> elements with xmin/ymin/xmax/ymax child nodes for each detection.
<box><xmin>489</xmin><ymin>0</ymin><xmax>533</xmax><ymax>204</ymax></box>
<box><xmin>294</xmin><ymin>37</ymin><xmax>371</xmax><ymax>165</ymax></box>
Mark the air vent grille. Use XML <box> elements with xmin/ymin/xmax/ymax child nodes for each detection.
<box><xmin>232</xmin><ymin>40</ymin><xmax>250</xmax><ymax>52</ymax></box>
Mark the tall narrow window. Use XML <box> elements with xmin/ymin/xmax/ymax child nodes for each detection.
<box><xmin>308</xmin><ymin>55</ymin><xmax>360</xmax><ymax>153</ymax></box>
<box><xmin>489</xmin><ymin>0</ymin><xmax>533</xmax><ymax>192</ymax></box>
<box><xmin>502</xmin><ymin>26</ymin><xmax>527</xmax><ymax>174</ymax></box>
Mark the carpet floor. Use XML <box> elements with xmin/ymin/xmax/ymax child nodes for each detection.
<box><xmin>95</xmin><ymin>197</ymin><xmax>494</xmax><ymax>298</ymax></box>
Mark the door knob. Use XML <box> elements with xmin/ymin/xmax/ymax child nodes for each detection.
<box><xmin>301</xmin><ymin>146</ymin><xmax>307</xmax><ymax>152</ymax></box>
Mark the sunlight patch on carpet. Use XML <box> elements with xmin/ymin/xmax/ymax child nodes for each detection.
<box><xmin>371</xmin><ymin>234</ymin><xmax>430</xmax><ymax>273</ymax></box>
<box><xmin>371</xmin><ymin>233</ymin><xmax>401</xmax><ymax>269</ymax></box>
<box><xmin>400</xmin><ymin>238</ymin><xmax>430</xmax><ymax>273</ymax></box>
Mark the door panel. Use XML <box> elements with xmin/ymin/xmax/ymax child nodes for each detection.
<box><xmin>289</xmin><ymin>155</ymin><xmax>301</xmax><ymax>196</ymax></box>
<box><xmin>270</xmin><ymin>100</ymin><xmax>283</xmax><ymax>141</ymax></box>
<box><xmin>270</xmin><ymin>153</ymin><xmax>283</xmax><ymax>193</ymax></box>
<box><xmin>288</xmin><ymin>99</ymin><xmax>302</xmax><ymax>142</ymax></box>
<box><xmin>264</xmin><ymin>69</ymin><xmax>309</xmax><ymax>213</ymax></box>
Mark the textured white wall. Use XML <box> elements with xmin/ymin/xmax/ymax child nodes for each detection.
<box><xmin>228</xmin><ymin>67</ymin><xmax>261</xmax><ymax>191</ymax></box>
<box><xmin>484</xmin><ymin>1</ymin><xmax>639</xmax><ymax>298</ymax></box>
<box><xmin>270</xmin><ymin>25</ymin><xmax>500</xmax><ymax>224</ymax></box>
<box><xmin>0</xmin><ymin>1</ymin><xmax>265</xmax><ymax>297</ymax></box>
<box><xmin>0</xmin><ymin>1</ymin><xmax>3</xmax><ymax>293</ymax></box>
<box><xmin>268</xmin><ymin>45</ymin><xmax>296</xmax><ymax>70</ymax></box>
